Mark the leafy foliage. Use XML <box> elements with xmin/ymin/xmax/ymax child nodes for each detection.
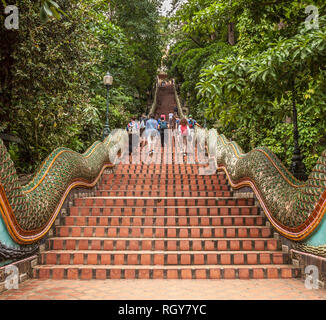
<box><xmin>166</xmin><ymin>0</ymin><xmax>326</xmax><ymax>173</ymax></box>
<box><xmin>0</xmin><ymin>0</ymin><xmax>163</xmax><ymax>173</ymax></box>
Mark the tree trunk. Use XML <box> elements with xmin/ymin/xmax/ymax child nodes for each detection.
<box><xmin>228</xmin><ymin>22</ymin><xmax>235</xmax><ymax>46</ymax></box>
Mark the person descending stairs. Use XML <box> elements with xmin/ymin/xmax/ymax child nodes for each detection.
<box><xmin>33</xmin><ymin>85</ymin><xmax>301</xmax><ymax>280</ymax></box>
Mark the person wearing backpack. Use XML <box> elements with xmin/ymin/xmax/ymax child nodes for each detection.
<box><xmin>188</xmin><ymin>115</ymin><xmax>197</xmax><ymax>140</ymax></box>
<box><xmin>168</xmin><ymin>112</ymin><xmax>174</xmax><ymax>127</ymax></box>
<box><xmin>145</xmin><ymin>114</ymin><xmax>159</xmax><ymax>154</ymax></box>
<box><xmin>127</xmin><ymin>117</ymin><xmax>140</xmax><ymax>155</ymax></box>
<box><xmin>158</xmin><ymin>116</ymin><xmax>168</xmax><ymax>148</ymax></box>
<box><xmin>139</xmin><ymin>114</ymin><xmax>147</xmax><ymax>147</ymax></box>
<box><xmin>175</xmin><ymin>116</ymin><xmax>180</xmax><ymax>130</ymax></box>
<box><xmin>178</xmin><ymin>118</ymin><xmax>190</xmax><ymax>156</ymax></box>
<box><xmin>188</xmin><ymin>115</ymin><xmax>197</xmax><ymax>129</ymax></box>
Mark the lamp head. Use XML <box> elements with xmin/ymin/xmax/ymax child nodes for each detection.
<box><xmin>103</xmin><ymin>72</ymin><xmax>113</xmax><ymax>86</ymax></box>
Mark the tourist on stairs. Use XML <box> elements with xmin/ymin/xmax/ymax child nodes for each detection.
<box><xmin>145</xmin><ymin>114</ymin><xmax>158</xmax><ymax>154</ymax></box>
<box><xmin>158</xmin><ymin>116</ymin><xmax>168</xmax><ymax>148</ymax></box>
<box><xmin>139</xmin><ymin>114</ymin><xmax>147</xmax><ymax>148</ymax></box>
<box><xmin>127</xmin><ymin>117</ymin><xmax>140</xmax><ymax>155</ymax></box>
<box><xmin>178</xmin><ymin>118</ymin><xmax>190</xmax><ymax>156</ymax></box>
<box><xmin>175</xmin><ymin>116</ymin><xmax>180</xmax><ymax>130</ymax></box>
<box><xmin>188</xmin><ymin>115</ymin><xmax>197</xmax><ymax>140</ymax></box>
<box><xmin>168</xmin><ymin>112</ymin><xmax>174</xmax><ymax>127</ymax></box>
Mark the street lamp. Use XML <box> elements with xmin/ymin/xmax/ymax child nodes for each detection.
<box><xmin>102</xmin><ymin>71</ymin><xmax>113</xmax><ymax>140</ymax></box>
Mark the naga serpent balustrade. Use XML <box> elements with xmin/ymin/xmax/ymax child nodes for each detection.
<box><xmin>0</xmin><ymin>129</ymin><xmax>128</xmax><ymax>262</ymax></box>
<box><xmin>1</xmin><ymin>126</ymin><xmax>326</xmax><ymax>263</ymax></box>
<box><xmin>200</xmin><ymin>128</ymin><xmax>326</xmax><ymax>256</ymax></box>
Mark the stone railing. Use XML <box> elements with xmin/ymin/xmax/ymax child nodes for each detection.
<box><xmin>173</xmin><ymin>84</ymin><xmax>186</xmax><ymax>119</ymax></box>
<box><xmin>198</xmin><ymin>128</ymin><xmax>326</xmax><ymax>257</ymax></box>
<box><xmin>148</xmin><ymin>80</ymin><xmax>159</xmax><ymax>116</ymax></box>
<box><xmin>0</xmin><ymin>129</ymin><xmax>128</xmax><ymax>264</ymax></box>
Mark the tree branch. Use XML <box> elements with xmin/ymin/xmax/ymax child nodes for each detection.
<box><xmin>187</xmin><ymin>35</ymin><xmax>203</xmax><ymax>47</ymax></box>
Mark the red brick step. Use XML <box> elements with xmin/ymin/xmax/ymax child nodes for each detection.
<box><xmin>46</xmin><ymin>237</ymin><xmax>279</xmax><ymax>251</ymax></box>
<box><xmin>59</xmin><ymin>215</ymin><xmax>265</xmax><ymax>227</ymax></box>
<box><xmin>33</xmin><ymin>135</ymin><xmax>300</xmax><ymax>279</ymax></box>
<box><xmin>33</xmin><ymin>265</ymin><xmax>301</xmax><ymax>280</ymax></box>
<box><xmin>68</xmin><ymin>206</ymin><xmax>260</xmax><ymax>217</ymax></box>
<box><xmin>53</xmin><ymin>225</ymin><xmax>273</xmax><ymax>238</ymax></box>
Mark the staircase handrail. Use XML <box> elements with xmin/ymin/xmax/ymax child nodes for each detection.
<box><xmin>0</xmin><ymin>129</ymin><xmax>128</xmax><ymax>257</ymax></box>
<box><xmin>200</xmin><ymin>127</ymin><xmax>326</xmax><ymax>256</ymax></box>
<box><xmin>148</xmin><ymin>79</ymin><xmax>159</xmax><ymax>117</ymax></box>
<box><xmin>173</xmin><ymin>83</ymin><xmax>186</xmax><ymax>119</ymax></box>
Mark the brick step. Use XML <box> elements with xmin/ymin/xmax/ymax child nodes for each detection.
<box><xmin>113</xmin><ymin>171</ymin><xmax>211</xmax><ymax>175</ymax></box>
<box><xmin>116</xmin><ymin>164</ymin><xmax>211</xmax><ymax>170</ymax></box>
<box><xmin>46</xmin><ymin>237</ymin><xmax>279</xmax><ymax>251</ymax></box>
<box><xmin>69</xmin><ymin>206</ymin><xmax>260</xmax><ymax>217</ymax></box>
<box><xmin>95</xmin><ymin>190</ymin><xmax>233</xmax><ymax>197</ymax></box>
<box><xmin>54</xmin><ymin>226</ymin><xmax>272</xmax><ymax>238</ymax></box>
<box><xmin>103</xmin><ymin>173</ymin><xmax>224</xmax><ymax>179</ymax></box>
<box><xmin>99</xmin><ymin>184</ymin><xmax>230</xmax><ymax>191</ymax></box>
<box><xmin>74</xmin><ymin>197</ymin><xmax>255</xmax><ymax>207</ymax></box>
<box><xmin>113</xmin><ymin>169</ymin><xmax>207</xmax><ymax>173</ymax></box>
<box><xmin>128</xmin><ymin>159</ymin><xmax>211</xmax><ymax>165</ymax></box>
<box><xmin>122</xmin><ymin>152</ymin><xmax>210</xmax><ymax>157</ymax></box>
<box><xmin>39</xmin><ymin>250</ymin><xmax>290</xmax><ymax>266</ymax></box>
<box><xmin>33</xmin><ymin>264</ymin><xmax>301</xmax><ymax>280</ymax></box>
<box><xmin>101</xmin><ymin>178</ymin><xmax>229</xmax><ymax>185</ymax></box>
<box><xmin>60</xmin><ymin>215</ymin><xmax>265</xmax><ymax>227</ymax></box>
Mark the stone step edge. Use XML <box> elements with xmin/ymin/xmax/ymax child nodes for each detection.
<box><xmin>32</xmin><ymin>265</ymin><xmax>301</xmax><ymax>280</ymax></box>
<box><xmin>55</xmin><ymin>226</ymin><xmax>268</xmax><ymax>229</ymax></box>
<box><xmin>69</xmin><ymin>205</ymin><xmax>258</xmax><ymax>208</ymax></box>
<box><xmin>41</xmin><ymin>250</ymin><xmax>283</xmax><ymax>254</ymax></box>
<box><xmin>96</xmin><ymin>190</ymin><xmax>231</xmax><ymax>193</ymax></box>
<box><xmin>61</xmin><ymin>215</ymin><xmax>262</xmax><ymax>219</ymax></box>
<box><xmin>47</xmin><ymin>237</ymin><xmax>275</xmax><ymax>241</ymax></box>
<box><xmin>82</xmin><ymin>196</ymin><xmax>247</xmax><ymax>199</ymax></box>
<box><xmin>33</xmin><ymin>264</ymin><xmax>298</xmax><ymax>269</ymax></box>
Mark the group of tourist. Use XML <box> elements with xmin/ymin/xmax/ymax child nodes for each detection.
<box><xmin>126</xmin><ymin>110</ymin><xmax>198</xmax><ymax>156</ymax></box>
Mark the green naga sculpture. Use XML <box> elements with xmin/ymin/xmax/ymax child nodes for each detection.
<box><xmin>0</xmin><ymin>129</ymin><xmax>127</xmax><ymax>263</ymax></box>
<box><xmin>203</xmin><ymin>128</ymin><xmax>326</xmax><ymax>256</ymax></box>
<box><xmin>0</xmin><ymin>126</ymin><xmax>326</xmax><ymax>264</ymax></box>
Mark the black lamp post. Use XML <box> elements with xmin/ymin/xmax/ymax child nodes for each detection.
<box><xmin>102</xmin><ymin>71</ymin><xmax>113</xmax><ymax>140</ymax></box>
<box><xmin>290</xmin><ymin>79</ymin><xmax>307</xmax><ymax>181</ymax></box>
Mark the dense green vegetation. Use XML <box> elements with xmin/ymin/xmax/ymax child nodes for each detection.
<box><xmin>165</xmin><ymin>0</ymin><xmax>326</xmax><ymax>173</ymax></box>
<box><xmin>1</xmin><ymin>0</ymin><xmax>326</xmax><ymax>177</ymax></box>
<box><xmin>0</xmin><ymin>0</ymin><xmax>163</xmax><ymax>173</ymax></box>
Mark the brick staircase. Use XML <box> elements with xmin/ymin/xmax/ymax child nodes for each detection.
<box><xmin>32</xmin><ymin>84</ymin><xmax>301</xmax><ymax>280</ymax></box>
<box><xmin>155</xmin><ymin>84</ymin><xmax>176</xmax><ymax>118</ymax></box>
<box><xmin>33</xmin><ymin>153</ymin><xmax>301</xmax><ymax>280</ymax></box>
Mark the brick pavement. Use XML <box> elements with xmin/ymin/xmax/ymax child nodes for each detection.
<box><xmin>0</xmin><ymin>279</ymin><xmax>326</xmax><ymax>300</ymax></box>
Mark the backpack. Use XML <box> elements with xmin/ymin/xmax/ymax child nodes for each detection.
<box><xmin>180</xmin><ymin>125</ymin><xmax>188</xmax><ymax>136</ymax></box>
<box><xmin>140</xmin><ymin>119</ymin><xmax>146</xmax><ymax>129</ymax></box>
<box><xmin>160</xmin><ymin>121</ymin><xmax>168</xmax><ymax>130</ymax></box>
<box><xmin>128</xmin><ymin>122</ymin><xmax>138</xmax><ymax>134</ymax></box>
<box><xmin>188</xmin><ymin>119</ymin><xmax>194</xmax><ymax>129</ymax></box>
